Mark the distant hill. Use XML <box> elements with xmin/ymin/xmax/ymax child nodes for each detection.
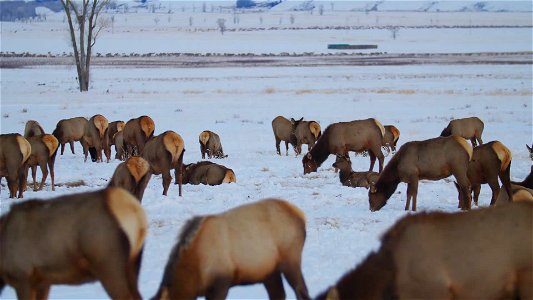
<box><xmin>0</xmin><ymin>0</ymin><xmax>62</xmax><ymax>21</ymax></box>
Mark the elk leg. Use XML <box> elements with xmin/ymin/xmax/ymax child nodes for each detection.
<box><xmin>281</xmin><ymin>263</ymin><xmax>310</xmax><ymax>300</ymax></box>
<box><xmin>38</xmin><ymin>160</ymin><xmax>48</xmax><ymax>191</ymax></box>
<box><xmin>405</xmin><ymin>180</ymin><xmax>419</xmax><ymax>211</ymax></box>
<box><xmin>264</xmin><ymin>271</ymin><xmax>286</xmax><ymax>300</ymax></box>
<box><xmin>477</xmin><ymin>135</ymin><xmax>483</xmax><ymax>146</ymax></box>
<box><xmin>487</xmin><ymin>177</ymin><xmax>500</xmax><ymax>206</ymax></box>
<box><xmin>455</xmin><ymin>174</ymin><xmax>471</xmax><ymax>210</ymax></box>
<box><xmin>36</xmin><ymin>285</ymin><xmax>50</xmax><ymax>300</ymax></box>
<box><xmin>275</xmin><ymin>138</ymin><xmax>281</xmax><ymax>155</ymax></box>
<box><xmin>31</xmin><ymin>165</ymin><xmax>39</xmax><ymax>191</ymax></box>
<box><xmin>206</xmin><ymin>278</ymin><xmax>231</xmax><ymax>300</ymax></box>
<box><xmin>472</xmin><ymin>184</ymin><xmax>481</xmax><ymax>206</ymax></box>
<box><xmin>60</xmin><ymin>143</ymin><xmax>65</xmax><ymax>155</ymax></box>
<box><xmin>368</xmin><ymin>151</ymin><xmax>376</xmax><ymax>172</ymax></box>
<box><xmin>48</xmin><ymin>155</ymin><xmax>56</xmax><ymax>191</ymax></box>
<box><xmin>69</xmin><ymin>141</ymin><xmax>75</xmax><ymax>154</ymax></box>
<box><xmin>284</xmin><ymin>141</ymin><xmax>289</xmax><ymax>156</ymax></box>
<box><xmin>15</xmin><ymin>284</ymin><xmax>35</xmax><ymax>300</ymax></box>
<box><xmin>162</xmin><ymin>171</ymin><xmax>171</xmax><ymax>196</ymax></box>
<box><xmin>470</xmin><ymin>137</ymin><xmax>478</xmax><ymax>147</ymax></box>
<box><xmin>93</xmin><ymin>259</ymin><xmax>138</xmax><ymax>300</ymax></box>
<box><xmin>17</xmin><ymin>165</ymin><xmax>28</xmax><ymax>198</ymax></box>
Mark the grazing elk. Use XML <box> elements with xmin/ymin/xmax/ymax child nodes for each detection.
<box><xmin>81</xmin><ymin>114</ymin><xmax>110</xmax><ymax>163</ymax></box>
<box><xmin>332</xmin><ymin>155</ymin><xmax>379</xmax><ymax>190</ymax></box>
<box><xmin>369</xmin><ymin>136</ymin><xmax>473</xmax><ymax>212</ymax></box>
<box><xmin>142</xmin><ymin>130</ymin><xmax>185</xmax><ymax>197</ymax></box>
<box><xmin>294</xmin><ymin>120</ymin><xmax>321</xmax><ymax>155</ymax></box>
<box><xmin>180</xmin><ymin>161</ymin><xmax>236</xmax><ymax>185</ymax></box>
<box><xmin>302</xmin><ymin>118</ymin><xmax>385</xmax><ymax>174</ymax></box>
<box><xmin>0</xmin><ymin>187</ymin><xmax>147</xmax><ymax>300</ymax></box>
<box><xmin>440</xmin><ymin>116</ymin><xmax>484</xmax><ymax>147</ymax></box>
<box><xmin>272</xmin><ymin>116</ymin><xmax>302</xmax><ymax>156</ymax></box>
<box><xmin>107</xmin><ymin>120</ymin><xmax>125</xmax><ymax>159</ymax></box>
<box><xmin>0</xmin><ymin>134</ymin><xmax>31</xmax><ymax>198</ymax></box>
<box><xmin>316</xmin><ymin>202</ymin><xmax>533</xmax><ymax>300</ymax></box>
<box><xmin>23</xmin><ymin>120</ymin><xmax>45</xmax><ymax>138</ymax></box>
<box><xmin>454</xmin><ymin>141</ymin><xmax>512</xmax><ymax>206</ymax></box>
<box><xmin>108</xmin><ymin>156</ymin><xmax>152</xmax><ymax>202</ymax></box>
<box><xmin>25</xmin><ymin>134</ymin><xmax>59</xmax><ymax>192</ymax></box>
<box><xmin>382</xmin><ymin>125</ymin><xmax>400</xmax><ymax>154</ymax></box>
<box><xmin>123</xmin><ymin>115</ymin><xmax>155</xmax><ymax>159</ymax></box>
<box><xmin>199</xmin><ymin>130</ymin><xmax>227</xmax><ymax>159</ymax></box>
<box><xmin>113</xmin><ymin>131</ymin><xmax>125</xmax><ymax>161</ymax></box>
<box><xmin>52</xmin><ymin>116</ymin><xmax>88</xmax><ymax>155</ymax></box>
<box><xmin>151</xmin><ymin>198</ymin><xmax>310</xmax><ymax>300</ymax></box>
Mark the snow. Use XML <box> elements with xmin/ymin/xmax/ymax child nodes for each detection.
<box><xmin>1</xmin><ymin>2</ymin><xmax>532</xmax><ymax>299</ymax></box>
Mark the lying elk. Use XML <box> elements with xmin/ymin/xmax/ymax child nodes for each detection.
<box><xmin>81</xmin><ymin>114</ymin><xmax>110</xmax><ymax>163</ymax></box>
<box><xmin>0</xmin><ymin>134</ymin><xmax>31</xmax><ymax>198</ymax></box>
<box><xmin>272</xmin><ymin>116</ymin><xmax>302</xmax><ymax>156</ymax></box>
<box><xmin>199</xmin><ymin>130</ymin><xmax>227</xmax><ymax>159</ymax></box>
<box><xmin>180</xmin><ymin>161</ymin><xmax>236</xmax><ymax>185</ymax></box>
<box><xmin>24</xmin><ymin>120</ymin><xmax>45</xmax><ymax>138</ymax></box>
<box><xmin>496</xmin><ymin>166</ymin><xmax>533</xmax><ymax>203</ymax></box>
<box><xmin>369</xmin><ymin>136</ymin><xmax>472</xmax><ymax>212</ymax></box>
<box><xmin>123</xmin><ymin>115</ymin><xmax>155</xmax><ymax>159</ymax></box>
<box><xmin>0</xmin><ymin>187</ymin><xmax>147</xmax><ymax>300</ymax></box>
<box><xmin>302</xmin><ymin>118</ymin><xmax>385</xmax><ymax>174</ymax></box>
<box><xmin>151</xmin><ymin>198</ymin><xmax>310</xmax><ymax>300</ymax></box>
<box><xmin>142</xmin><ymin>130</ymin><xmax>185</xmax><ymax>197</ymax></box>
<box><xmin>440</xmin><ymin>116</ymin><xmax>484</xmax><ymax>147</ymax></box>
<box><xmin>454</xmin><ymin>141</ymin><xmax>512</xmax><ymax>206</ymax></box>
<box><xmin>382</xmin><ymin>125</ymin><xmax>400</xmax><ymax>154</ymax></box>
<box><xmin>25</xmin><ymin>134</ymin><xmax>59</xmax><ymax>192</ymax></box>
<box><xmin>332</xmin><ymin>155</ymin><xmax>379</xmax><ymax>190</ymax></box>
<box><xmin>108</xmin><ymin>156</ymin><xmax>152</xmax><ymax>202</ymax></box>
<box><xmin>52</xmin><ymin>117</ymin><xmax>88</xmax><ymax>155</ymax></box>
<box><xmin>295</xmin><ymin>120</ymin><xmax>321</xmax><ymax>155</ymax></box>
<box><xmin>317</xmin><ymin>202</ymin><xmax>533</xmax><ymax>300</ymax></box>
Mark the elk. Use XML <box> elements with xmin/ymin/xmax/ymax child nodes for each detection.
<box><xmin>180</xmin><ymin>161</ymin><xmax>236</xmax><ymax>185</ymax></box>
<box><xmin>107</xmin><ymin>120</ymin><xmax>125</xmax><ymax>159</ymax></box>
<box><xmin>302</xmin><ymin>118</ymin><xmax>385</xmax><ymax>174</ymax></box>
<box><xmin>527</xmin><ymin>144</ymin><xmax>533</xmax><ymax>160</ymax></box>
<box><xmin>316</xmin><ymin>202</ymin><xmax>533</xmax><ymax>300</ymax></box>
<box><xmin>24</xmin><ymin>120</ymin><xmax>45</xmax><ymax>138</ymax></box>
<box><xmin>108</xmin><ymin>156</ymin><xmax>152</xmax><ymax>202</ymax></box>
<box><xmin>272</xmin><ymin>116</ymin><xmax>302</xmax><ymax>156</ymax></box>
<box><xmin>0</xmin><ymin>134</ymin><xmax>31</xmax><ymax>198</ymax></box>
<box><xmin>123</xmin><ymin>115</ymin><xmax>155</xmax><ymax>159</ymax></box>
<box><xmin>113</xmin><ymin>131</ymin><xmax>126</xmax><ymax>161</ymax></box>
<box><xmin>81</xmin><ymin>114</ymin><xmax>110</xmax><ymax>163</ymax></box>
<box><xmin>0</xmin><ymin>187</ymin><xmax>147</xmax><ymax>300</ymax></box>
<box><xmin>332</xmin><ymin>155</ymin><xmax>379</xmax><ymax>190</ymax></box>
<box><xmin>25</xmin><ymin>134</ymin><xmax>59</xmax><ymax>192</ymax></box>
<box><xmin>199</xmin><ymin>130</ymin><xmax>226</xmax><ymax>159</ymax></box>
<box><xmin>142</xmin><ymin>130</ymin><xmax>185</xmax><ymax>197</ymax></box>
<box><xmin>151</xmin><ymin>198</ymin><xmax>310</xmax><ymax>300</ymax></box>
<box><xmin>496</xmin><ymin>166</ymin><xmax>533</xmax><ymax>203</ymax></box>
<box><xmin>382</xmin><ymin>125</ymin><xmax>400</xmax><ymax>154</ymax></box>
<box><xmin>294</xmin><ymin>120</ymin><xmax>321</xmax><ymax>155</ymax></box>
<box><xmin>440</xmin><ymin>116</ymin><xmax>484</xmax><ymax>147</ymax></box>
<box><xmin>454</xmin><ymin>141</ymin><xmax>512</xmax><ymax>206</ymax></box>
<box><xmin>369</xmin><ymin>136</ymin><xmax>473</xmax><ymax>212</ymax></box>
<box><xmin>52</xmin><ymin>117</ymin><xmax>88</xmax><ymax>155</ymax></box>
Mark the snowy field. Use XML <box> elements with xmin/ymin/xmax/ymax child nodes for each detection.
<box><xmin>1</xmin><ymin>2</ymin><xmax>533</xmax><ymax>299</ymax></box>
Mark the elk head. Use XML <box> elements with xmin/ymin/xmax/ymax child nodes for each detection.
<box><xmin>302</xmin><ymin>153</ymin><xmax>318</xmax><ymax>174</ymax></box>
<box><xmin>527</xmin><ymin>144</ymin><xmax>532</xmax><ymax>161</ymax></box>
<box><xmin>368</xmin><ymin>188</ymin><xmax>387</xmax><ymax>212</ymax></box>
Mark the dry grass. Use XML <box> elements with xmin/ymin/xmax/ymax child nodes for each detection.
<box><xmin>56</xmin><ymin>180</ymin><xmax>86</xmax><ymax>188</ymax></box>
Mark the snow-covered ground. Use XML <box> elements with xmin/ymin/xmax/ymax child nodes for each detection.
<box><xmin>1</xmin><ymin>2</ymin><xmax>532</xmax><ymax>300</ymax></box>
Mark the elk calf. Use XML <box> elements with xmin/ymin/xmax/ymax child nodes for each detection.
<box><xmin>151</xmin><ymin>198</ymin><xmax>310</xmax><ymax>300</ymax></box>
<box><xmin>180</xmin><ymin>161</ymin><xmax>236</xmax><ymax>185</ymax></box>
<box><xmin>108</xmin><ymin>156</ymin><xmax>152</xmax><ymax>202</ymax></box>
<box><xmin>272</xmin><ymin>116</ymin><xmax>302</xmax><ymax>156</ymax></box>
<box><xmin>0</xmin><ymin>134</ymin><xmax>31</xmax><ymax>198</ymax></box>
<box><xmin>440</xmin><ymin>116</ymin><xmax>484</xmax><ymax>147</ymax></box>
<box><xmin>317</xmin><ymin>202</ymin><xmax>533</xmax><ymax>300</ymax></box>
<box><xmin>199</xmin><ymin>130</ymin><xmax>226</xmax><ymax>159</ymax></box>
<box><xmin>369</xmin><ymin>136</ymin><xmax>473</xmax><ymax>211</ymax></box>
<box><xmin>142</xmin><ymin>130</ymin><xmax>185</xmax><ymax>196</ymax></box>
<box><xmin>333</xmin><ymin>155</ymin><xmax>379</xmax><ymax>189</ymax></box>
<box><xmin>295</xmin><ymin>120</ymin><xmax>321</xmax><ymax>155</ymax></box>
<box><xmin>456</xmin><ymin>141</ymin><xmax>512</xmax><ymax>206</ymax></box>
<box><xmin>52</xmin><ymin>117</ymin><xmax>88</xmax><ymax>155</ymax></box>
<box><xmin>382</xmin><ymin>125</ymin><xmax>400</xmax><ymax>154</ymax></box>
<box><xmin>25</xmin><ymin>134</ymin><xmax>59</xmax><ymax>192</ymax></box>
<box><xmin>0</xmin><ymin>187</ymin><xmax>147</xmax><ymax>300</ymax></box>
<box><xmin>24</xmin><ymin>120</ymin><xmax>45</xmax><ymax>138</ymax></box>
<box><xmin>123</xmin><ymin>115</ymin><xmax>155</xmax><ymax>158</ymax></box>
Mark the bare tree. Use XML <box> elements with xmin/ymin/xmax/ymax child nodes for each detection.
<box><xmin>60</xmin><ymin>0</ymin><xmax>110</xmax><ymax>92</ymax></box>
<box><xmin>217</xmin><ymin>18</ymin><xmax>226</xmax><ymax>35</ymax></box>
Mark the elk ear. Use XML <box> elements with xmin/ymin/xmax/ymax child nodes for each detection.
<box><xmin>298</xmin><ymin>117</ymin><xmax>304</xmax><ymax>122</ymax></box>
<box><xmin>369</xmin><ymin>184</ymin><xmax>377</xmax><ymax>193</ymax></box>
<box><xmin>527</xmin><ymin>144</ymin><xmax>532</xmax><ymax>151</ymax></box>
<box><xmin>291</xmin><ymin>118</ymin><xmax>296</xmax><ymax>124</ymax></box>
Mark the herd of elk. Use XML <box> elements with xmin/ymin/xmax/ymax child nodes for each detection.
<box><xmin>317</xmin><ymin>202</ymin><xmax>532</xmax><ymax>300</ymax></box>
<box><xmin>151</xmin><ymin>198</ymin><xmax>310</xmax><ymax>300</ymax></box>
